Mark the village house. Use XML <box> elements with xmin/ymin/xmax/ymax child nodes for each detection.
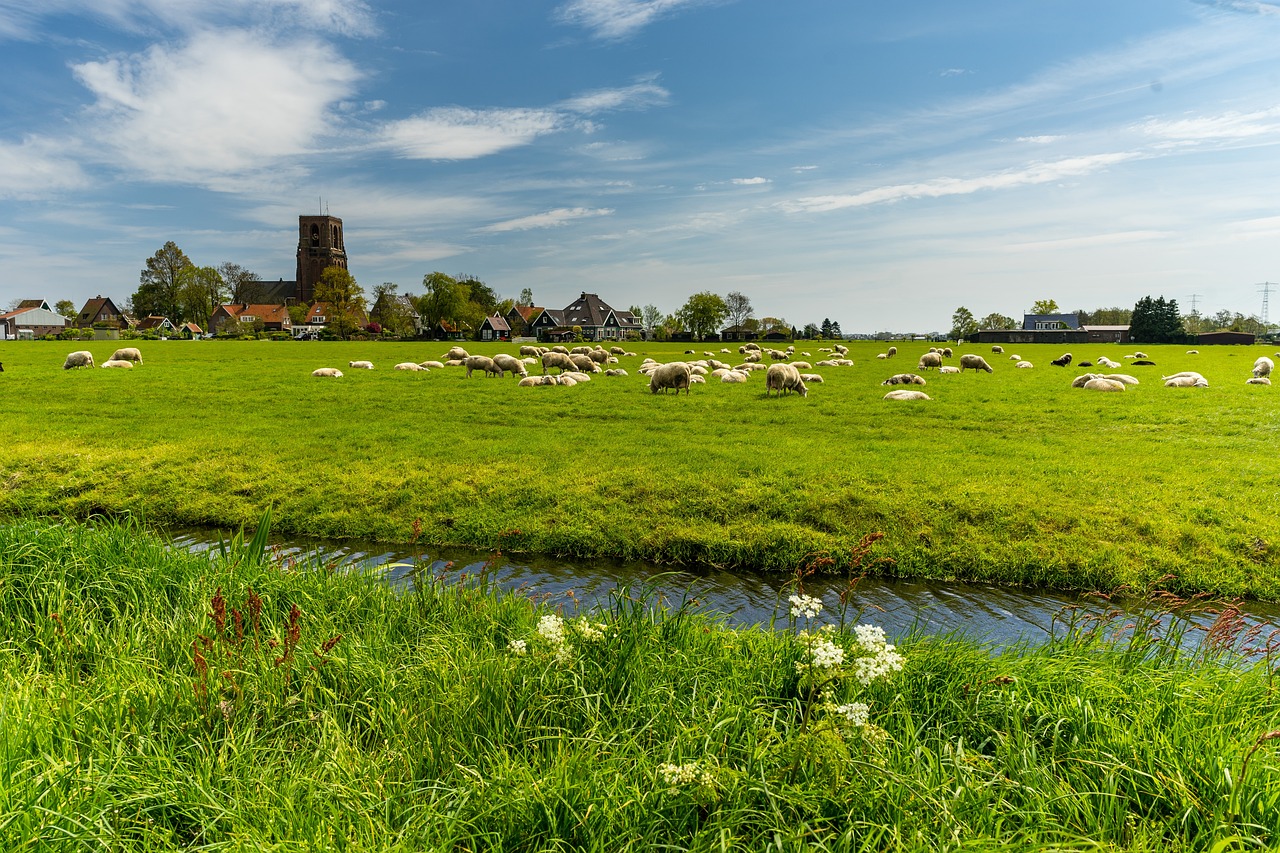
<box><xmin>210</xmin><ymin>303</ymin><xmax>293</xmax><ymax>334</ymax></box>
<box><xmin>478</xmin><ymin>313</ymin><xmax>511</xmax><ymax>342</ymax></box>
<box><xmin>135</xmin><ymin>315</ymin><xmax>177</xmax><ymax>336</ymax></box>
<box><xmin>0</xmin><ymin>300</ymin><xmax>68</xmax><ymax>339</ymax></box>
<box><xmin>539</xmin><ymin>293</ymin><xmax>640</xmax><ymax>342</ymax></box>
<box><xmin>75</xmin><ymin>296</ymin><xmax>127</xmax><ymax>329</ymax></box>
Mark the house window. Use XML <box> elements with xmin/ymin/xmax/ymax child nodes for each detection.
<box><xmin>240</xmin><ymin>315</ymin><xmax>255</xmax><ymax>323</ymax></box>
<box><xmin>314</xmin><ymin>315</ymin><xmax>325</xmax><ymax>323</ymax></box>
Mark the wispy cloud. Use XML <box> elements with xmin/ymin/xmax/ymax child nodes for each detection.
<box><xmin>1136</xmin><ymin>106</ymin><xmax>1280</xmax><ymax>144</ymax></box>
<box><xmin>382</xmin><ymin>107</ymin><xmax>562</xmax><ymax>160</ymax></box>
<box><xmin>478</xmin><ymin>207</ymin><xmax>614</xmax><ymax>233</ymax></box>
<box><xmin>71</xmin><ymin>29</ymin><xmax>361</xmax><ymax>184</ymax></box>
<box><xmin>1193</xmin><ymin>0</ymin><xmax>1280</xmax><ymax>15</ymax></box>
<box><xmin>0</xmin><ymin>137</ymin><xmax>88</xmax><ymax>199</ymax></box>
<box><xmin>559</xmin><ymin>76</ymin><xmax>669</xmax><ymax>114</ymax></box>
<box><xmin>939</xmin><ymin>68</ymin><xmax>970</xmax><ymax>77</ymax></box>
<box><xmin>0</xmin><ymin>0</ymin><xmax>377</xmax><ymax>40</ymax></box>
<box><xmin>555</xmin><ymin>0</ymin><xmax>725</xmax><ymax>40</ymax></box>
<box><xmin>731</xmin><ymin>176</ymin><xmax>769</xmax><ymax>185</ymax></box>
<box><xmin>781</xmin><ymin>152</ymin><xmax>1138</xmax><ymax>213</ymax></box>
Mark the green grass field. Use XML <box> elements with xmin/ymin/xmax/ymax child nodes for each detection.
<box><xmin>3</xmin><ymin>338</ymin><xmax>1278</xmax><ymax>597</ymax></box>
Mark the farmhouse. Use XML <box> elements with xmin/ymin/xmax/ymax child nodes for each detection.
<box><xmin>540</xmin><ymin>293</ymin><xmax>641</xmax><ymax>342</ymax></box>
<box><xmin>0</xmin><ymin>300</ymin><xmax>68</xmax><ymax>339</ymax></box>
<box><xmin>75</xmin><ymin>296</ymin><xmax>127</xmax><ymax>330</ymax></box>
<box><xmin>478</xmin><ymin>313</ymin><xmax>511</xmax><ymax>341</ymax></box>
<box><xmin>210</xmin><ymin>303</ymin><xmax>293</xmax><ymax>334</ymax></box>
<box><xmin>135</xmin><ymin>315</ymin><xmax>177</xmax><ymax>336</ymax></box>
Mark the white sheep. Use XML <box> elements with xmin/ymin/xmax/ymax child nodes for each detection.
<box><xmin>1165</xmin><ymin>376</ymin><xmax>1209</xmax><ymax>387</ymax></box>
<box><xmin>419</xmin><ymin>361</ymin><xmax>445</xmax><ymax>370</ymax></box>
<box><xmin>518</xmin><ymin>376</ymin><xmax>544</xmax><ymax>387</ymax></box>
<box><xmin>959</xmin><ymin>354</ymin><xmax>993</xmax><ymax>373</ymax></box>
<box><xmin>938</xmin><ymin>365</ymin><xmax>960</xmax><ymax>374</ymax></box>
<box><xmin>1015</xmin><ymin>361</ymin><xmax>1033</xmax><ymax>369</ymax></box>
<box><xmin>1186</xmin><ymin>349</ymin><xmax>1199</xmax><ymax>355</ymax></box>
<box><xmin>492</xmin><ymin>353</ymin><xmax>528</xmax><ymax>378</ymax></box>
<box><xmin>765</xmin><ymin>363</ymin><xmax>808</xmax><ymax>398</ymax></box>
<box><xmin>720</xmin><ymin>370</ymin><xmax>748</xmax><ymax>383</ymax></box>
<box><xmin>1082</xmin><ymin>378</ymin><xmax>1126</xmax><ymax>392</ymax></box>
<box><xmin>1008</xmin><ymin>354</ymin><xmax>1021</xmax><ymax>360</ymax></box>
<box><xmin>876</xmin><ymin>353</ymin><xmax>888</xmax><ymax>360</ymax></box>
<box><xmin>649</xmin><ymin>362</ymin><xmax>692</xmax><ymax>395</ymax></box>
<box><xmin>312</xmin><ymin>368</ymin><xmax>343</xmax><ymax>378</ymax></box>
<box><xmin>1071</xmin><ymin>373</ymin><xmax>1100</xmax><ymax>388</ymax></box>
<box><xmin>1162</xmin><ymin>371</ymin><xmax>1205</xmax><ymax>383</ymax></box>
<box><xmin>886</xmin><ymin>346</ymin><xmax>897</xmax><ymax>358</ymax></box>
<box><xmin>1246</xmin><ymin>377</ymin><xmax>1271</xmax><ymax>386</ymax></box>
<box><xmin>110</xmin><ymin>347</ymin><xmax>143</xmax><ymax>364</ymax></box>
<box><xmin>464</xmin><ymin>355</ymin><xmax>501</xmax><ymax>378</ymax></box>
<box><xmin>348</xmin><ymin>360</ymin><xmax>374</xmax><ymax>369</ymax></box>
<box><xmin>559</xmin><ymin>375</ymin><xmax>578</xmax><ymax>387</ymax></box>
<box><xmin>519</xmin><ymin>345</ymin><xmax>544</xmax><ymax>357</ymax></box>
<box><xmin>917</xmin><ymin>352</ymin><xmax>942</xmax><ymax>370</ymax></box>
<box><xmin>1252</xmin><ymin>356</ymin><xmax>1273</xmax><ymax>378</ymax></box>
<box><xmin>799</xmin><ymin>373</ymin><xmax>824</xmax><ymax>383</ymax></box>
<box><xmin>882</xmin><ymin>373</ymin><xmax>926</xmax><ymax>386</ymax></box>
<box><xmin>1105</xmin><ymin>374</ymin><xmax>1140</xmax><ymax>385</ymax></box>
<box><xmin>541</xmin><ymin>352</ymin><xmax>575</xmax><ymax>374</ymax></box>
<box><xmin>100</xmin><ymin>359</ymin><xmax>134</xmax><ymax>369</ymax></box>
<box><xmin>63</xmin><ymin>351</ymin><xmax>94</xmax><ymax>370</ymax></box>
<box><xmin>445</xmin><ymin>346</ymin><xmax>470</xmax><ymax>361</ymax></box>
<box><xmin>604</xmin><ymin>368</ymin><xmax>629</xmax><ymax>376</ymax></box>
<box><xmin>991</xmin><ymin>345</ymin><xmax>1004</xmax><ymax>353</ymax></box>
<box><xmin>883</xmin><ymin>389</ymin><xmax>930</xmax><ymax>401</ymax></box>
<box><xmin>394</xmin><ymin>362</ymin><xmax>426</xmax><ymax>371</ymax></box>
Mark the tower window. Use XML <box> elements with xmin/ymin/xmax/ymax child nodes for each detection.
<box><xmin>311</xmin><ymin>224</ymin><xmax>320</xmax><ymax>247</ymax></box>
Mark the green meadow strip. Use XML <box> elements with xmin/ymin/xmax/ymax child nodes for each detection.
<box><xmin>1</xmin><ymin>517</ymin><xmax>1279</xmax><ymax>850</ymax></box>
<box><xmin>1</xmin><ymin>340</ymin><xmax>1278</xmax><ymax>596</ymax></box>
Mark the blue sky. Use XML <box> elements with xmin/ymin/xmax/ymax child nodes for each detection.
<box><xmin>2</xmin><ymin>0</ymin><xmax>1280</xmax><ymax>333</ymax></box>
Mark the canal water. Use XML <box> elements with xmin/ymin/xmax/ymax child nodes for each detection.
<box><xmin>172</xmin><ymin>530</ymin><xmax>1280</xmax><ymax>651</ymax></box>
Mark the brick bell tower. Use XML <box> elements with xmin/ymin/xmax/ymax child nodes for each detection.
<box><xmin>296</xmin><ymin>215</ymin><xmax>348</xmax><ymax>305</ymax></box>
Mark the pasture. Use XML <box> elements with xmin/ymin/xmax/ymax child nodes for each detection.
<box><xmin>2</xmin><ymin>338</ymin><xmax>1278</xmax><ymax>597</ymax></box>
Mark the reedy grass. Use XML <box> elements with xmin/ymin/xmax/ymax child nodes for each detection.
<box><xmin>2</xmin><ymin>517</ymin><xmax>1280</xmax><ymax>850</ymax></box>
<box><xmin>1</xmin><ymin>340</ymin><xmax>1278</xmax><ymax>596</ymax></box>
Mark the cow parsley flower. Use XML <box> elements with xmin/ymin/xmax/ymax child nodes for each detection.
<box><xmin>537</xmin><ymin>614</ymin><xmax>566</xmax><ymax>645</ymax></box>
<box><xmin>789</xmin><ymin>594</ymin><xmax>823</xmax><ymax>620</ymax></box>
<box><xmin>657</xmin><ymin>762</ymin><xmax>716</xmax><ymax>788</ymax></box>
<box><xmin>835</xmin><ymin>702</ymin><xmax>870</xmax><ymax>727</ymax></box>
<box><xmin>508</xmin><ymin>639</ymin><xmax>528</xmax><ymax>656</ymax></box>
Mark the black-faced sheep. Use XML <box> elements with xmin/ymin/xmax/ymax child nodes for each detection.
<box><xmin>765</xmin><ymin>362</ymin><xmax>808</xmax><ymax>397</ymax></box>
<box><xmin>959</xmin><ymin>354</ymin><xmax>993</xmax><ymax>373</ymax></box>
<box><xmin>882</xmin><ymin>373</ymin><xmax>926</xmax><ymax>386</ymax></box>
<box><xmin>1050</xmin><ymin>353</ymin><xmax>1072</xmax><ymax>367</ymax></box>
<box><xmin>63</xmin><ymin>351</ymin><xmax>94</xmax><ymax>370</ymax></box>
<box><xmin>110</xmin><ymin>347</ymin><xmax>143</xmax><ymax>364</ymax></box>
<box><xmin>649</xmin><ymin>361</ymin><xmax>692</xmax><ymax>395</ymax></box>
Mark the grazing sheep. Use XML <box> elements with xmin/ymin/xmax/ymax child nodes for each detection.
<box><xmin>394</xmin><ymin>362</ymin><xmax>426</xmax><ymax>371</ymax></box>
<box><xmin>541</xmin><ymin>352</ymin><xmax>575</xmax><ymax>374</ymax></box>
<box><xmin>942</xmin><ymin>347</ymin><xmax>953</xmax><ymax>358</ymax></box>
<box><xmin>492</xmin><ymin>353</ymin><xmax>528</xmax><ymax>378</ymax></box>
<box><xmin>110</xmin><ymin>347</ymin><xmax>143</xmax><ymax>364</ymax></box>
<box><xmin>445</xmin><ymin>346</ymin><xmax>469</xmax><ymax>361</ymax></box>
<box><xmin>1016</xmin><ymin>361</ymin><xmax>1033</xmax><ymax>369</ymax></box>
<box><xmin>610</xmin><ymin>346</ymin><xmax>626</xmax><ymax>355</ymax></box>
<box><xmin>765</xmin><ymin>362</ymin><xmax>808</xmax><ymax>397</ymax></box>
<box><xmin>917</xmin><ymin>352</ymin><xmax>943</xmax><ymax>370</ymax></box>
<box><xmin>589</xmin><ymin>348</ymin><xmax>610</xmax><ymax>364</ymax></box>
<box><xmin>799</xmin><ymin>373</ymin><xmax>824</xmax><ymax>383</ymax></box>
<box><xmin>938</xmin><ymin>365</ymin><xmax>960</xmax><ymax>374</ymax></box>
<box><xmin>1247</xmin><ymin>377</ymin><xmax>1271</xmax><ymax>386</ymax></box>
<box><xmin>959</xmin><ymin>354</ymin><xmax>993</xmax><ymax>373</ymax></box>
<box><xmin>551</xmin><ymin>345</ymin><xmax>570</xmax><ymax>354</ymax></box>
<box><xmin>1164</xmin><ymin>375</ymin><xmax>1209</xmax><ymax>387</ymax></box>
<box><xmin>883</xmin><ymin>389</ymin><xmax>930</xmax><ymax>401</ymax></box>
<box><xmin>1050</xmin><ymin>353</ymin><xmax>1072</xmax><ymax>367</ymax></box>
<box><xmin>519</xmin><ymin>345</ymin><xmax>544</xmax><ymax>357</ymax></box>
<box><xmin>312</xmin><ymin>368</ymin><xmax>343</xmax><ymax>378</ymax></box>
<box><xmin>720</xmin><ymin>371</ymin><xmax>749</xmax><ymax>383</ymax></box>
<box><xmin>649</xmin><ymin>361</ymin><xmax>692</xmax><ymax>395</ymax></box>
<box><xmin>63</xmin><ymin>351</ymin><xmax>94</xmax><ymax>370</ymax></box>
<box><xmin>882</xmin><ymin>373</ymin><xmax>926</xmax><ymax>386</ymax></box>
<box><xmin>1083</xmin><ymin>378</ymin><xmax>1126</xmax><ymax>392</ymax></box>
<box><xmin>1253</xmin><ymin>356</ymin><xmax>1274</xmax><ymax>378</ymax></box>
<box><xmin>886</xmin><ymin>346</ymin><xmax>897</xmax><ymax>358</ymax></box>
<box><xmin>1131</xmin><ymin>360</ymin><xmax>1156</xmax><ymax>366</ymax></box>
<box><xmin>100</xmin><ymin>359</ymin><xmax>134</xmax><ymax>369</ymax></box>
<box><xmin>464</xmin><ymin>355</ymin><xmax>501</xmax><ymax>378</ymax></box>
<box><xmin>419</xmin><ymin>360</ymin><xmax>445</xmax><ymax>370</ymax></box>
<box><xmin>348</xmin><ymin>360</ymin><xmax>374</xmax><ymax>369</ymax></box>
<box><xmin>991</xmin><ymin>345</ymin><xmax>1003</xmax><ymax>354</ymax></box>
<box><xmin>569</xmin><ymin>353</ymin><xmax>601</xmax><ymax>372</ymax></box>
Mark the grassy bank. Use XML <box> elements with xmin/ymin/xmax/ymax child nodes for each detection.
<box><xmin>2</xmin><ymin>339</ymin><xmax>1278</xmax><ymax>596</ymax></box>
<box><xmin>2</xmin><ymin>517</ymin><xmax>1279</xmax><ymax>850</ymax></box>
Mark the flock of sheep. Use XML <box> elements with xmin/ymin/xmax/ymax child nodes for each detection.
<box><xmin>60</xmin><ymin>341</ymin><xmax>1276</xmax><ymax>401</ymax></box>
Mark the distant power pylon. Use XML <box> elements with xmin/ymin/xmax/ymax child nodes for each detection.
<box><xmin>1260</xmin><ymin>282</ymin><xmax>1276</xmax><ymax>326</ymax></box>
<box><xmin>1188</xmin><ymin>293</ymin><xmax>1202</xmax><ymax>315</ymax></box>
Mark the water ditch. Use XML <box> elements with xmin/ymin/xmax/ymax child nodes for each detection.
<box><xmin>172</xmin><ymin>529</ymin><xmax>1280</xmax><ymax>651</ymax></box>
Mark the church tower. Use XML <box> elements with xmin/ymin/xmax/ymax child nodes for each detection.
<box><xmin>296</xmin><ymin>215</ymin><xmax>348</xmax><ymax>305</ymax></box>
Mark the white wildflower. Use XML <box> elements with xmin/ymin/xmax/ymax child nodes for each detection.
<box><xmin>537</xmin><ymin>614</ymin><xmax>566</xmax><ymax>645</ymax></box>
<box><xmin>810</xmin><ymin>638</ymin><xmax>844</xmax><ymax>670</ymax></box>
<box><xmin>508</xmin><ymin>639</ymin><xmax>528</xmax><ymax>656</ymax></box>
<box><xmin>573</xmin><ymin>619</ymin><xmax>605</xmax><ymax>643</ymax></box>
<box><xmin>788</xmin><ymin>594</ymin><xmax>823</xmax><ymax>620</ymax></box>
<box><xmin>657</xmin><ymin>762</ymin><xmax>715</xmax><ymax>788</ymax></box>
<box><xmin>835</xmin><ymin>702</ymin><xmax>870</xmax><ymax>727</ymax></box>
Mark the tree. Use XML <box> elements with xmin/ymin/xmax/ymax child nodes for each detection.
<box><xmin>676</xmin><ymin>291</ymin><xmax>729</xmax><ymax>340</ymax></box>
<box><xmin>820</xmin><ymin>318</ymin><xmax>833</xmax><ymax>339</ymax></box>
<box><xmin>640</xmin><ymin>305</ymin><xmax>663</xmax><ymax>336</ymax></box>
<box><xmin>219</xmin><ymin>263</ymin><xmax>265</xmax><ymax>304</ymax></box>
<box><xmin>724</xmin><ymin>290</ymin><xmax>753</xmax><ymax>329</ymax></box>
<box><xmin>1030</xmin><ymin>299</ymin><xmax>1060</xmax><ymax>315</ymax></box>
<box><xmin>135</xmin><ymin>241</ymin><xmax>194</xmax><ymax>322</ymax></box>
<box><xmin>518</xmin><ymin>287</ymin><xmax>534</xmax><ymax>307</ymax></box>
<box><xmin>314</xmin><ymin>266</ymin><xmax>366</xmax><ymax>339</ymax></box>
<box><xmin>458</xmin><ymin>276</ymin><xmax>499</xmax><ymax>315</ymax></box>
<box><xmin>370</xmin><ymin>283</ymin><xmax>414</xmax><ymax>337</ymax></box>
<box><xmin>1074</xmin><ymin>306</ymin><xmax>1132</xmax><ymax>326</ymax></box>
<box><xmin>1129</xmin><ymin>296</ymin><xmax>1186</xmax><ymax>343</ymax></box>
<box><xmin>418</xmin><ymin>272</ymin><xmax>468</xmax><ymax>332</ymax></box>
<box><xmin>178</xmin><ymin>266</ymin><xmax>226</xmax><ymax>330</ymax></box>
<box><xmin>758</xmin><ymin>316</ymin><xmax>789</xmax><ymax>335</ymax></box>
<box><xmin>950</xmin><ymin>307</ymin><xmax>978</xmax><ymax>340</ymax></box>
<box><xmin>55</xmin><ymin>299</ymin><xmax>77</xmax><ymax>319</ymax></box>
<box><xmin>802</xmin><ymin>323</ymin><xmax>820</xmax><ymax>339</ymax></box>
<box><xmin>978</xmin><ymin>312</ymin><xmax>1018</xmax><ymax>330</ymax></box>
<box><xmin>830</xmin><ymin>320</ymin><xmax>842</xmax><ymax>339</ymax></box>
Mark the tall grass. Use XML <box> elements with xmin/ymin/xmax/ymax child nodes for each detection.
<box><xmin>2</xmin><ymin>517</ymin><xmax>1280</xmax><ymax>850</ymax></box>
<box><xmin>1</xmin><ymin>339</ymin><xmax>1278</xmax><ymax>595</ymax></box>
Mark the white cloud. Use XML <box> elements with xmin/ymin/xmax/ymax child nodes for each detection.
<box><xmin>731</xmin><ymin>176</ymin><xmax>769</xmax><ymax>185</ymax></box>
<box><xmin>382</xmin><ymin>107</ymin><xmax>562</xmax><ymax>160</ymax></box>
<box><xmin>478</xmin><ymin>207</ymin><xmax>614</xmax><ymax>233</ymax></box>
<box><xmin>0</xmin><ymin>137</ymin><xmax>88</xmax><ymax>199</ymax></box>
<box><xmin>559</xmin><ymin>77</ymin><xmax>670</xmax><ymax>114</ymax></box>
<box><xmin>1016</xmin><ymin>135</ymin><xmax>1063</xmax><ymax>144</ymax></box>
<box><xmin>939</xmin><ymin>68</ymin><xmax>970</xmax><ymax>77</ymax></box>
<box><xmin>71</xmin><ymin>29</ymin><xmax>361</xmax><ymax>184</ymax></box>
<box><xmin>1136</xmin><ymin>106</ymin><xmax>1280</xmax><ymax>144</ymax></box>
<box><xmin>555</xmin><ymin>0</ymin><xmax>724</xmax><ymax>40</ymax></box>
<box><xmin>781</xmin><ymin>152</ymin><xmax>1139</xmax><ymax>213</ymax></box>
<box><xmin>0</xmin><ymin>0</ymin><xmax>377</xmax><ymax>40</ymax></box>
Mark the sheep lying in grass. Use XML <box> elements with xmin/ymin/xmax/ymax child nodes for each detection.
<box><xmin>348</xmin><ymin>360</ymin><xmax>374</xmax><ymax>369</ymax></box>
<box><xmin>101</xmin><ymin>359</ymin><xmax>134</xmax><ymax>369</ymax></box>
<box><xmin>1105</xmin><ymin>374</ymin><xmax>1139</xmax><ymax>386</ymax></box>
<box><xmin>720</xmin><ymin>370</ymin><xmax>748</xmax><ymax>383</ymax></box>
<box><xmin>312</xmin><ymin>368</ymin><xmax>343</xmax><ymax>378</ymax></box>
<box><xmin>1165</xmin><ymin>375</ymin><xmax>1209</xmax><ymax>387</ymax></box>
<box><xmin>1083</xmin><ymin>378</ymin><xmax>1126</xmax><ymax>392</ymax></box>
<box><xmin>938</xmin><ymin>365</ymin><xmax>960</xmax><ymax>374</ymax></box>
<box><xmin>1253</xmin><ymin>357</ymin><xmax>1273</xmax><ymax>378</ymax></box>
<box><xmin>765</xmin><ymin>363</ymin><xmax>808</xmax><ymax>397</ymax></box>
<box><xmin>110</xmin><ymin>347</ymin><xmax>143</xmax><ymax>364</ymax></box>
<box><xmin>959</xmin><ymin>354</ymin><xmax>993</xmax><ymax>373</ymax></box>
<box><xmin>604</xmin><ymin>368</ymin><xmax>628</xmax><ymax>376</ymax></box>
<box><xmin>1186</xmin><ymin>349</ymin><xmax>1199</xmax><ymax>355</ymax></box>
<box><xmin>394</xmin><ymin>362</ymin><xmax>426</xmax><ymax>371</ymax></box>
<box><xmin>63</xmin><ymin>351</ymin><xmax>94</xmax><ymax>370</ymax></box>
<box><xmin>1015</xmin><ymin>361</ymin><xmax>1033</xmax><ymax>369</ymax></box>
<box><xmin>1247</xmin><ymin>377</ymin><xmax>1271</xmax><ymax>386</ymax></box>
<box><xmin>1050</xmin><ymin>353</ymin><xmax>1072</xmax><ymax>367</ymax></box>
<box><xmin>882</xmin><ymin>373</ymin><xmax>926</xmax><ymax>386</ymax></box>
<box><xmin>445</xmin><ymin>346</ymin><xmax>469</xmax><ymax>361</ymax></box>
<box><xmin>419</xmin><ymin>360</ymin><xmax>445</xmax><ymax>370</ymax></box>
<box><xmin>1163</xmin><ymin>371</ymin><xmax>1205</xmax><ymax>384</ymax></box>
<box><xmin>883</xmin><ymin>389</ymin><xmax>930</xmax><ymax>401</ymax></box>
<box><xmin>650</xmin><ymin>361</ymin><xmax>692</xmax><ymax>395</ymax></box>
<box><xmin>799</xmin><ymin>373</ymin><xmax>824</xmax><ymax>383</ymax></box>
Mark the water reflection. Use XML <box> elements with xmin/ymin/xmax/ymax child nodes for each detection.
<box><xmin>171</xmin><ymin>531</ymin><xmax>1280</xmax><ymax>650</ymax></box>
